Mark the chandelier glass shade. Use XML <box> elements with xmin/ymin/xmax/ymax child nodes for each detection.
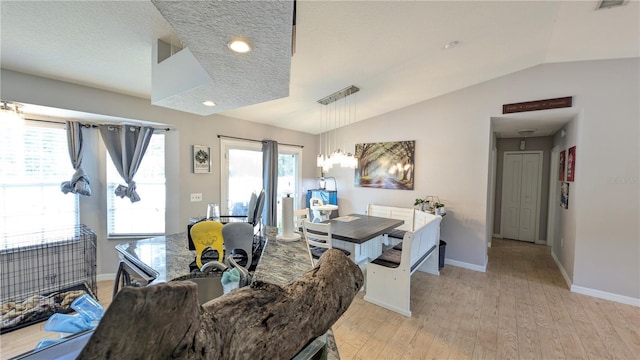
<box><xmin>317</xmin><ymin>86</ymin><xmax>359</xmax><ymax>171</ymax></box>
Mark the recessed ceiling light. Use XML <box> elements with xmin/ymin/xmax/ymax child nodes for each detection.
<box><xmin>227</xmin><ymin>39</ymin><xmax>252</xmax><ymax>53</ymax></box>
<box><xmin>202</xmin><ymin>100</ymin><xmax>216</xmax><ymax>107</ymax></box>
<box><xmin>444</xmin><ymin>40</ymin><xmax>459</xmax><ymax>49</ymax></box>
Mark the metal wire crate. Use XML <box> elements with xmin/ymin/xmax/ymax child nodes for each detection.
<box><xmin>0</xmin><ymin>224</ymin><xmax>97</xmax><ymax>333</ymax></box>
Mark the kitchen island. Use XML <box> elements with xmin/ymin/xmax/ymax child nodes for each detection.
<box><xmin>114</xmin><ymin>233</ymin><xmax>340</xmax><ymax>359</ymax></box>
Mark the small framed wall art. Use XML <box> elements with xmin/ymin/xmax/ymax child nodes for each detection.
<box><xmin>560</xmin><ymin>182</ymin><xmax>569</xmax><ymax>209</ymax></box>
<box><xmin>567</xmin><ymin>146</ymin><xmax>576</xmax><ymax>182</ymax></box>
<box><xmin>192</xmin><ymin>145</ymin><xmax>211</xmax><ymax>173</ymax></box>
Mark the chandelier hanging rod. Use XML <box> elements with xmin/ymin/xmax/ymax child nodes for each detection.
<box><xmin>317</xmin><ymin>85</ymin><xmax>359</xmax><ymax>105</ymax></box>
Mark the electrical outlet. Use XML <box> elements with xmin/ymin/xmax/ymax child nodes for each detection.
<box><xmin>190</xmin><ymin>193</ymin><xmax>202</xmax><ymax>202</ymax></box>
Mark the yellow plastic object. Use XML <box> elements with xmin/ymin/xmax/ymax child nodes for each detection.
<box><xmin>190</xmin><ymin>220</ymin><xmax>224</xmax><ymax>269</ymax></box>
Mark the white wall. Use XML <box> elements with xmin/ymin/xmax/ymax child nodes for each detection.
<box><xmin>552</xmin><ymin>117</ymin><xmax>579</xmax><ymax>282</ymax></box>
<box><xmin>1</xmin><ymin>69</ymin><xmax>319</xmax><ymax>276</ymax></box>
<box><xmin>324</xmin><ymin>58</ymin><xmax>639</xmax><ymax>300</ymax></box>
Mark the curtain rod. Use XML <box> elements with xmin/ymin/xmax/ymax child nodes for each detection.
<box><xmin>217</xmin><ymin>134</ymin><xmax>304</xmax><ymax>148</ymax></box>
<box><xmin>24</xmin><ymin>118</ymin><xmax>170</xmax><ymax>131</ymax></box>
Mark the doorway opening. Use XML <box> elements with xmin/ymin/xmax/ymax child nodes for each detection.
<box><xmin>488</xmin><ymin>109</ymin><xmax>576</xmax><ymax>251</ymax></box>
<box><xmin>219</xmin><ymin>138</ymin><xmax>302</xmax><ymax>231</ymax></box>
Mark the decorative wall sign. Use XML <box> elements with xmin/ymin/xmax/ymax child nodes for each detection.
<box><xmin>354</xmin><ymin>140</ymin><xmax>415</xmax><ymax>190</ymax></box>
<box><xmin>560</xmin><ymin>182</ymin><xmax>569</xmax><ymax>209</ymax></box>
<box><xmin>567</xmin><ymin>146</ymin><xmax>576</xmax><ymax>182</ymax></box>
<box><xmin>192</xmin><ymin>145</ymin><xmax>211</xmax><ymax>173</ymax></box>
<box><xmin>503</xmin><ymin>96</ymin><xmax>572</xmax><ymax>114</ymax></box>
<box><xmin>559</xmin><ymin>150</ymin><xmax>566</xmax><ymax>181</ymax></box>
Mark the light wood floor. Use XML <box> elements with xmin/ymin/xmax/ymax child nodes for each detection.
<box><xmin>1</xmin><ymin>239</ymin><xmax>638</xmax><ymax>359</ymax></box>
<box><xmin>0</xmin><ymin>281</ymin><xmax>114</xmax><ymax>360</ymax></box>
<box><xmin>333</xmin><ymin>238</ymin><xmax>640</xmax><ymax>359</ymax></box>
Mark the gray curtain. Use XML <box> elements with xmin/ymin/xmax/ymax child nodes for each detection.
<box><xmin>262</xmin><ymin>140</ymin><xmax>278</xmax><ymax>227</ymax></box>
<box><xmin>61</xmin><ymin>121</ymin><xmax>91</xmax><ymax>196</ymax></box>
<box><xmin>99</xmin><ymin>124</ymin><xmax>154</xmax><ymax>203</ymax></box>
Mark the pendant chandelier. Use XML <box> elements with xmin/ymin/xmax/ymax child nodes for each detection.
<box><xmin>316</xmin><ymin>85</ymin><xmax>359</xmax><ymax>171</ymax></box>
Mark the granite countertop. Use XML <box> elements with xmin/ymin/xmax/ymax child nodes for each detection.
<box><xmin>114</xmin><ymin>233</ymin><xmax>312</xmax><ymax>285</ymax></box>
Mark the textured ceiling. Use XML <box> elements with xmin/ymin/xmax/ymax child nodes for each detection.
<box><xmin>150</xmin><ymin>0</ymin><xmax>293</xmax><ymax>115</ymax></box>
<box><xmin>1</xmin><ymin>1</ymin><xmax>638</xmax><ymax>135</ymax></box>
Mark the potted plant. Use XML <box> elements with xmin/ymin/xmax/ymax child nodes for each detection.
<box><xmin>415</xmin><ymin>198</ymin><xmax>432</xmax><ymax>212</ymax></box>
<box><xmin>434</xmin><ymin>202</ymin><xmax>446</xmax><ymax>215</ymax></box>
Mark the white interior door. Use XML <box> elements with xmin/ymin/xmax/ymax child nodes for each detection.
<box><xmin>518</xmin><ymin>153</ymin><xmax>541</xmax><ymax>241</ymax></box>
<box><xmin>501</xmin><ymin>152</ymin><xmax>542</xmax><ymax>242</ymax></box>
<box><xmin>501</xmin><ymin>153</ymin><xmax>523</xmax><ymax>240</ymax></box>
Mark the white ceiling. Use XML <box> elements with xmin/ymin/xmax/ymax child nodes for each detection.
<box><xmin>1</xmin><ymin>1</ymin><xmax>638</xmax><ymax>135</ymax></box>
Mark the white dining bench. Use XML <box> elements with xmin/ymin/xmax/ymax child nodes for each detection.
<box><xmin>367</xmin><ymin>203</ymin><xmax>431</xmax><ymax>245</ymax></box>
<box><xmin>363</xmin><ymin>211</ymin><xmax>442</xmax><ymax>317</ymax></box>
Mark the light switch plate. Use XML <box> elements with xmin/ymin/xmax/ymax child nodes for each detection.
<box><xmin>190</xmin><ymin>193</ymin><xmax>202</xmax><ymax>202</ymax></box>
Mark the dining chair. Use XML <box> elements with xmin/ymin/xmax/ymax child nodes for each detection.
<box><xmin>218</xmin><ymin>189</ymin><xmax>265</xmax><ymax>236</ymax></box>
<box><xmin>293</xmin><ymin>208</ymin><xmax>310</xmax><ymax>233</ymax></box>
<box><xmin>221</xmin><ymin>222</ymin><xmax>254</xmax><ymax>268</ymax></box>
<box><xmin>309</xmin><ymin>197</ymin><xmax>324</xmax><ymax>222</ymax></box>
<box><xmin>302</xmin><ymin>220</ymin><xmax>350</xmax><ymax>266</ymax></box>
<box><xmin>190</xmin><ymin>220</ymin><xmax>225</xmax><ymax>269</ymax></box>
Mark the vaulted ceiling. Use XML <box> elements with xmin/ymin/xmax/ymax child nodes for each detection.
<box><xmin>1</xmin><ymin>1</ymin><xmax>638</xmax><ymax>134</ymax></box>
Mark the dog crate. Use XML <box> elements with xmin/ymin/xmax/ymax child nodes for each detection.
<box><xmin>0</xmin><ymin>224</ymin><xmax>97</xmax><ymax>334</ymax></box>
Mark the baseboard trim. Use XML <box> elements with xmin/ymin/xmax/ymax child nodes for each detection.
<box><xmin>444</xmin><ymin>258</ymin><xmax>487</xmax><ymax>273</ymax></box>
<box><xmin>551</xmin><ymin>251</ymin><xmax>572</xmax><ymax>289</ymax></box>
<box><xmin>571</xmin><ymin>285</ymin><xmax>640</xmax><ymax>307</ymax></box>
<box><xmin>535</xmin><ymin>239</ymin><xmax>547</xmax><ymax>245</ymax></box>
<box><xmin>97</xmin><ymin>273</ymin><xmax>116</xmax><ymax>282</ymax></box>
<box><xmin>550</xmin><ymin>252</ymin><xmax>639</xmax><ymax>307</ymax></box>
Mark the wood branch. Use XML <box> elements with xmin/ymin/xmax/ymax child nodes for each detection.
<box><xmin>78</xmin><ymin>249</ymin><xmax>363</xmax><ymax>360</ymax></box>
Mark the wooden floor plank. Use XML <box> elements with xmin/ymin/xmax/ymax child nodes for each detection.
<box><xmin>536</xmin><ymin>324</ymin><xmax>566</xmax><ymax>360</ymax></box>
<box><xmin>376</xmin><ymin>316</ymin><xmax>422</xmax><ymax>360</ymax></box>
<box><xmin>516</xmin><ymin>325</ymin><xmax>541</xmax><ymax>359</ymax></box>
<box><xmin>424</xmin><ymin>324</ymin><xmax>456</xmax><ymax>360</ymax></box>
<box><xmin>554</xmin><ymin>321</ymin><xmax>588</xmax><ymax>359</ymax></box>
<box><xmin>399</xmin><ymin>314</ymin><xmax>442</xmax><ymax>360</ymax></box>
<box><xmin>471</xmin><ymin>343</ymin><xmax>497</xmax><ymax>360</ymax></box>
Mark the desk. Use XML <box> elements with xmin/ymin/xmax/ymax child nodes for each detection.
<box><xmin>311</xmin><ymin>204</ymin><xmax>338</xmax><ymax>222</ymax></box>
<box><xmin>326</xmin><ymin>214</ymin><xmax>403</xmax><ymax>264</ymax></box>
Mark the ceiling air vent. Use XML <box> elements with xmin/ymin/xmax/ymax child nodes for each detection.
<box><xmin>596</xmin><ymin>0</ymin><xmax>626</xmax><ymax>10</ymax></box>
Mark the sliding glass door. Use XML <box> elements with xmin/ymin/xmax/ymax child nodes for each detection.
<box><xmin>220</xmin><ymin>138</ymin><xmax>302</xmax><ymax>229</ymax></box>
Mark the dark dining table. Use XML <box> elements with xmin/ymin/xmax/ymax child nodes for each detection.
<box><xmin>324</xmin><ymin>214</ymin><xmax>404</xmax><ymax>264</ymax></box>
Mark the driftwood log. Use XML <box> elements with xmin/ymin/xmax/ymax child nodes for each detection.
<box><xmin>78</xmin><ymin>249</ymin><xmax>363</xmax><ymax>359</ymax></box>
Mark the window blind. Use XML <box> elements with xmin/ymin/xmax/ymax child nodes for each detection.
<box><xmin>0</xmin><ymin>124</ymin><xmax>79</xmax><ymax>240</ymax></box>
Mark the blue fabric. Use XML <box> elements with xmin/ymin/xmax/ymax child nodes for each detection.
<box><xmin>221</xmin><ymin>268</ymin><xmax>240</xmax><ymax>285</ymax></box>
